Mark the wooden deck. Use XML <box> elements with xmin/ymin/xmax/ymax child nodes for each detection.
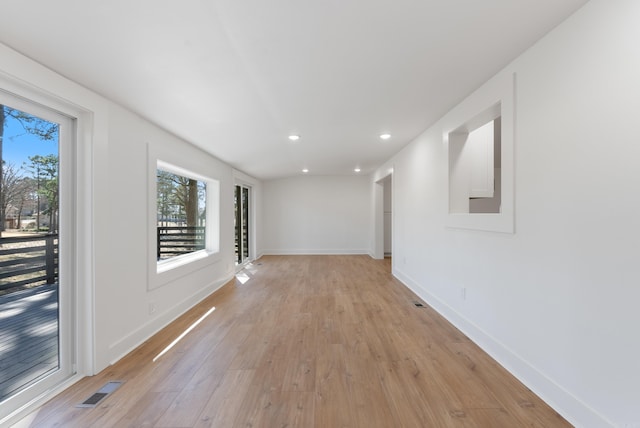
<box><xmin>0</xmin><ymin>284</ymin><xmax>59</xmax><ymax>403</ymax></box>
<box><xmin>25</xmin><ymin>256</ymin><xmax>571</xmax><ymax>427</ymax></box>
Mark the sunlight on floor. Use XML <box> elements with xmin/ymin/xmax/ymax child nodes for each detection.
<box><xmin>235</xmin><ymin>262</ymin><xmax>260</xmax><ymax>285</ymax></box>
<box><xmin>152</xmin><ymin>306</ymin><xmax>215</xmax><ymax>362</ymax></box>
<box><xmin>235</xmin><ymin>272</ymin><xmax>250</xmax><ymax>284</ymax></box>
<box><xmin>0</xmin><ymin>307</ymin><xmax>25</xmax><ymax>319</ymax></box>
<box><xmin>244</xmin><ymin>262</ymin><xmax>259</xmax><ymax>275</ymax></box>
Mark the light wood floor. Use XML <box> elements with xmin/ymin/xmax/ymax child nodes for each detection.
<box><xmin>24</xmin><ymin>255</ymin><xmax>571</xmax><ymax>427</ymax></box>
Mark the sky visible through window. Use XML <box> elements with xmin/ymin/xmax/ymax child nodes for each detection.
<box><xmin>3</xmin><ymin>111</ymin><xmax>59</xmax><ymax>172</ymax></box>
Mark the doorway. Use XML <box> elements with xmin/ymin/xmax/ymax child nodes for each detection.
<box><xmin>373</xmin><ymin>172</ymin><xmax>392</xmax><ymax>261</ymax></box>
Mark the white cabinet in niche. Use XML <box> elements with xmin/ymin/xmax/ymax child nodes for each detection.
<box><xmin>468</xmin><ymin>120</ymin><xmax>495</xmax><ymax>199</ymax></box>
<box><xmin>448</xmin><ymin>110</ymin><xmax>500</xmax><ymax>214</ymax></box>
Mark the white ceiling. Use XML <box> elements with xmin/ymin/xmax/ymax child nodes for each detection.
<box><xmin>0</xmin><ymin>0</ymin><xmax>588</xmax><ymax>180</ymax></box>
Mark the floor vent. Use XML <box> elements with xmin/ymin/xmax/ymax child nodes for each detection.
<box><xmin>413</xmin><ymin>301</ymin><xmax>425</xmax><ymax>308</ymax></box>
<box><xmin>77</xmin><ymin>381</ymin><xmax>124</xmax><ymax>408</ymax></box>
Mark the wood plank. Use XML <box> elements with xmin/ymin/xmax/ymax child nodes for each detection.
<box><xmin>232</xmin><ymin>389</ymin><xmax>315</xmax><ymax>428</ymax></box>
<box><xmin>192</xmin><ymin>370</ymin><xmax>256</xmax><ymax>428</ymax></box>
<box><xmin>314</xmin><ymin>343</ymin><xmax>357</xmax><ymax>427</ymax></box>
<box><xmin>112</xmin><ymin>391</ymin><xmax>179</xmax><ymax>428</ymax></box>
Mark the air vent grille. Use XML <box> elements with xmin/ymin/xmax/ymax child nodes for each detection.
<box><xmin>77</xmin><ymin>381</ymin><xmax>124</xmax><ymax>408</ymax></box>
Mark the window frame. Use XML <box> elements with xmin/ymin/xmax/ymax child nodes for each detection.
<box><xmin>148</xmin><ymin>154</ymin><xmax>220</xmax><ymax>290</ymax></box>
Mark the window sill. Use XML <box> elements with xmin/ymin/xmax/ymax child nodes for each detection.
<box><xmin>157</xmin><ymin>250</ymin><xmax>209</xmax><ymax>274</ymax></box>
<box><xmin>150</xmin><ymin>250</ymin><xmax>221</xmax><ymax>290</ymax></box>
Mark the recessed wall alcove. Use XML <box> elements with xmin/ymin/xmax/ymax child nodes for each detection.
<box><xmin>444</xmin><ymin>72</ymin><xmax>515</xmax><ymax>233</ymax></box>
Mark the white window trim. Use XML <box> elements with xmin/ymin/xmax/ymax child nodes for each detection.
<box><xmin>148</xmin><ymin>148</ymin><xmax>221</xmax><ymax>290</ymax></box>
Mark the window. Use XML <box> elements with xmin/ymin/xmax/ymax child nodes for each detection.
<box><xmin>151</xmin><ymin>159</ymin><xmax>219</xmax><ymax>283</ymax></box>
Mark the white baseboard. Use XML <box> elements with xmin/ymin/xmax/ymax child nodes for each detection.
<box><xmin>261</xmin><ymin>249</ymin><xmax>369</xmax><ymax>255</ymax></box>
<box><xmin>392</xmin><ymin>267</ymin><xmax>614</xmax><ymax>428</ymax></box>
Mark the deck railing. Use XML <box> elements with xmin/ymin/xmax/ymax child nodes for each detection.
<box><xmin>157</xmin><ymin>226</ymin><xmax>205</xmax><ymax>260</ymax></box>
<box><xmin>0</xmin><ymin>234</ymin><xmax>58</xmax><ymax>292</ymax></box>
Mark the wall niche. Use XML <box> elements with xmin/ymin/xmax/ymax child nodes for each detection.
<box><xmin>444</xmin><ymin>72</ymin><xmax>514</xmax><ymax>233</ymax></box>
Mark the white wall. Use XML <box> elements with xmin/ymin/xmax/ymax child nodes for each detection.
<box><xmin>371</xmin><ymin>1</ymin><xmax>640</xmax><ymax>426</ymax></box>
<box><xmin>262</xmin><ymin>175</ymin><xmax>370</xmax><ymax>254</ymax></box>
<box><xmin>0</xmin><ymin>39</ymin><xmax>255</xmax><ymax>393</ymax></box>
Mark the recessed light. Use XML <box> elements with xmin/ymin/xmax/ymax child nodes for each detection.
<box><xmin>379</xmin><ymin>133</ymin><xmax>391</xmax><ymax>140</ymax></box>
<box><xmin>302</xmin><ymin>168</ymin><xmax>309</xmax><ymax>173</ymax></box>
<box><xmin>354</xmin><ymin>168</ymin><xmax>361</xmax><ymax>173</ymax></box>
<box><xmin>289</xmin><ymin>135</ymin><xmax>300</xmax><ymax>141</ymax></box>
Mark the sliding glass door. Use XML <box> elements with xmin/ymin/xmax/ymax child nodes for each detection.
<box><xmin>234</xmin><ymin>184</ymin><xmax>250</xmax><ymax>265</ymax></box>
<box><xmin>0</xmin><ymin>90</ymin><xmax>75</xmax><ymax>421</ymax></box>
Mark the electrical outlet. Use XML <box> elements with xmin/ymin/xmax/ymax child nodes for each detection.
<box><xmin>149</xmin><ymin>302</ymin><xmax>157</xmax><ymax>315</ymax></box>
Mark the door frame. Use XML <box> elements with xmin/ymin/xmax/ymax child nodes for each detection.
<box><xmin>0</xmin><ymin>72</ymin><xmax>95</xmax><ymax>427</ymax></box>
<box><xmin>373</xmin><ymin>172</ymin><xmax>393</xmax><ymax>260</ymax></box>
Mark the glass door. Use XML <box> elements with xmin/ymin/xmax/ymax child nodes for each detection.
<box><xmin>234</xmin><ymin>184</ymin><xmax>250</xmax><ymax>265</ymax></box>
<box><xmin>0</xmin><ymin>90</ymin><xmax>75</xmax><ymax>421</ymax></box>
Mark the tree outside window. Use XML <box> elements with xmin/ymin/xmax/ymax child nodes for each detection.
<box><xmin>156</xmin><ymin>168</ymin><xmax>206</xmax><ymax>261</ymax></box>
